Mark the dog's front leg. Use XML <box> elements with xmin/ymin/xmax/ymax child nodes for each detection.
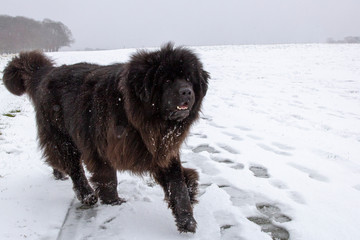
<box><xmin>154</xmin><ymin>155</ymin><xmax>197</xmax><ymax>233</ymax></box>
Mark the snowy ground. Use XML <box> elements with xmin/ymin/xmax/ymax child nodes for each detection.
<box><xmin>1</xmin><ymin>44</ymin><xmax>360</xmax><ymax>240</ymax></box>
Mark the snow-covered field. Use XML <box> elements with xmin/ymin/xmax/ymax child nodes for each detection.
<box><xmin>1</xmin><ymin>44</ymin><xmax>360</xmax><ymax>240</ymax></box>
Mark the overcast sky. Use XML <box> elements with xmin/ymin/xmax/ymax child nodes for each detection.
<box><xmin>1</xmin><ymin>0</ymin><xmax>359</xmax><ymax>50</ymax></box>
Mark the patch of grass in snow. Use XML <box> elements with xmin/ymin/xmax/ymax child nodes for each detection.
<box><xmin>9</xmin><ymin>109</ymin><xmax>21</xmax><ymax>113</ymax></box>
<box><xmin>2</xmin><ymin>113</ymin><xmax>16</xmax><ymax>117</ymax></box>
<box><xmin>220</xmin><ymin>224</ymin><xmax>234</xmax><ymax>231</ymax></box>
<box><xmin>2</xmin><ymin>109</ymin><xmax>21</xmax><ymax>118</ymax></box>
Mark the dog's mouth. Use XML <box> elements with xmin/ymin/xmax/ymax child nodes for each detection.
<box><xmin>168</xmin><ymin>104</ymin><xmax>191</xmax><ymax>121</ymax></box>
<box><xmin>176</xmin><ymin>105</ymin><xmax>189</xmax><ymax>111</ymax></box>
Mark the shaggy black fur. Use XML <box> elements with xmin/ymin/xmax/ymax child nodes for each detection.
<box><xmin>2</xmin><ymin>43</ymin><xmax>209</xmax><ymax>233</ymax></box>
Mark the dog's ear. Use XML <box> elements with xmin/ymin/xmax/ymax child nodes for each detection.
<box><xmin>136</xmin><ymin>83</ymin><xmax>150</xmax><ymax>103</ymax></box>
<box><xmin>125</xmin><ymin>50</ymin><xmax>159</xmax><ymax>103</ymax></box>
<box><xmin>139</xmin><ymin>87</ymin><xmax>150</xmax><ymax>102</ymax></box>
<box><xmin>126</xmin><ymin>66</ymin><xmax>151</xmax><ymax>102</ymax></box>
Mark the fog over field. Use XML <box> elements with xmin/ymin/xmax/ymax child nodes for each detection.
<box><xmin>1</xmin><ymin>0</ymin><xmax>359</xmax><ymax>50</ymax></box>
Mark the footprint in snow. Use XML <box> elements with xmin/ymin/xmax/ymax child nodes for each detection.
<box><xmin>255</xmin><ymin>203</ymin><xmax>292</xmax><ymax>223</ymax></box>
<box><xmin>288</xmin><ymin>162</ymin><xmax>329</xmax><ymax>182</ymax></box>
<box><xmin>214</xmin><ymin>210</ymin><xmax>242</xmax><ymax>239</ymax></box>
<box><xmin>247</xmin><ymin>216</ymin><xmax>290</xmax><ymax>240</ymax></box>
<box><xmin>217</xmin><ymin>143</ymin><xmax>241</xmax><ymax>154</ymax></box>
<box><xmin>231</xmin><ymin>163</ymin><xmax>245</xmax><ymax>170</ymax></box>
<box><xmin>269</xmin><ymin>179</ymin><xmax>289</xmax><ymax>190</ymax></box>
<box><xmin>235</xmin><ymin>125</ymin><xmax>252</xmax><ymax>132</ymax></box>
<box><xmin>210</xmin><ymin>156</ymin><xmax>245</xmax><ymax>170</ymax></box>
<box><xmin>291</xmin><ymin>114</ymin><xmax>304</xmax><ymax>120</ymax></box>
<box><xmin>221</xmin><ymin>186</ymin><xmax>257</xmax><ymax>208</ymax></box>
<box><xmin>222</xmin><ymin>131</ymin><xmax>244</xmax><ymax>141</ymax></box>
<box><xmin>247</xmin><ymin>134</ymin><xmax>263</xmax><ymax>140</ymax></box>
<box><xmin>247</xmin><ymin>203</ymin><xmax>291</xmax><ymax>240</ymax></box>
<box><xmin>271</xmin><ymin>142</ymin><xmax>295</xmax><ymax>151</ymax></box>
<box><xmin>189</xmin><ymin>132</ymin><xmax>207</xmax><ymax>139</ymax></box>
<box><xmin>211</xmin><ymin>157</ymin><xmax>234</xmax><ymax>164</ymax></box>
<box><xmin>249</xmin><ymin>165</ymin><xmax>270</xmax><ymax>178</ymax></box>
<box><xmin>210</xmin><ymin>184</ymin><xmax>292</xmax><ymax>239</ymax></box>
<box><xmin>288</xmin><ymin>191</ymin><xmax>306</xmax><ymax>205</ymax></box>
<box><xmin>209</xmin><ymin>122</ymin><xmax>226</xmax><ymax>129</ymax></box>
<box><xmin>192</xmin><ymin>144</ymin><xmax>220</xmax><ymax>154</ymax></box>
<box><xmin>257</xmin><ymin>143</ymin><xmax>292</xmax><ymax>156</ymax></box>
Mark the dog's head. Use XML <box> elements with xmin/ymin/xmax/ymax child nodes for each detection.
<box><xmin>123</xmin><ymin>43</ymin><xmax>209</xmax><ymax>122</ymax></box>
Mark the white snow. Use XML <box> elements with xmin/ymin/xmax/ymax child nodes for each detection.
<box><xmin>1</xmin><ymin>44</ymin><xmax>360</xmax><ymax>240</ymax></box>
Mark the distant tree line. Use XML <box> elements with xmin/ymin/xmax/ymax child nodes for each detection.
<box><xmin>327</xmin><ymin>36</ymin><xmax>360</xmax><ymax>44</ymax></box>
<box><xmin>0</xmin><ymin>15</ymin><xmax>73</xmax><ymax>54</ymax></box>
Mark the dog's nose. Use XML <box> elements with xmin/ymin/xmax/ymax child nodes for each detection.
<box><xmin>179</xmin><ymin>87</ymin><xmax>193</xmax><ymax>96</ymax></box>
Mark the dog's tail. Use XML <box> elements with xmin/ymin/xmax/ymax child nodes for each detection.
<box><xmin>3</xmin><ymin>51</ymin><xmax>53</xmax><ymax>96</ymax></box>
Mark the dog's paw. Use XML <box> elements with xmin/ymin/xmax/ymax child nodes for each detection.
<box><xmin>176</xmin><ymin>214</ymin><xmax>197</xmax><ymax>233</ymax></box>
<box><xmin>101</xmin><ymin>197</ymin><xmax>126</xmax><ymax>206</ymax></box>
<box><xmin>81</xmin><ymin>193</ymin><xmax>98</xmax><ymax>206</ymax></box>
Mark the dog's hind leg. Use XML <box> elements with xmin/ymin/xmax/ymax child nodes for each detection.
<box><xmin>39</xmin><ymin>126</ymin><xmax>98</xmax><ymax>206</ymax></box>
<box><xmin>84</xmin><ymin>153</ymin><xmax>125</xmax><ymax>205</ymax></box>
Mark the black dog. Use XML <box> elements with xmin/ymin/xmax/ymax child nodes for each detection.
<box><xmin>3</xmin><ymin>43</ymin><xmax>209</xmax><ymax>233</ymax></box>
